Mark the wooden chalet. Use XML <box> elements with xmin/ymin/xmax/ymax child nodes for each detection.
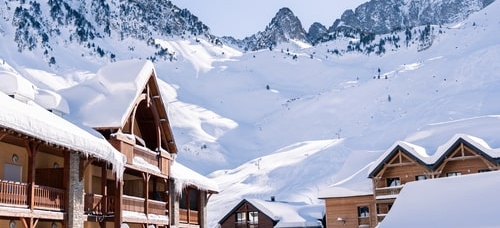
<box><xmin>0</xmin><ymin>60</ymin><xmax>218</xmax><ymax>228</ymax></box>
<box><xmin>319</xmin><ymin>134</ymin><xmax>500</xmax><ymax>228</ymax></box>
<box><xmin>60</xmin><ymin>59</ymin><xmax>218</xmax><ymax>228</ymax></box>
<box><xmin>218</xmin><ymin>198</ymin><xmax>324</xmax><ymax>228</ymax></box>
<box><xmin>0</xmin><ymin>73</ymin><xmax>125</xmax><ymax>228</ymax></box>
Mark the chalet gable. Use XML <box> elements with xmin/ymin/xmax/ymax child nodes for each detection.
<box><xmin>219</xmin><ymin>199</ymin><xmax>277</xmax><ymax>226</ymax></box>
<box><xmin>368</xmin><ymin>142</ymin><xmax>432</xmax><ymax>178</ymax></box>
<box><xmin>431</xmin><ymin>135</ymin><xmax>500</xmax><ymax>173</ymax></box>
<box><xmin>219</xmin><ymin>198</ymin><xmax>324</xmax><ymax>228</ymax></box>
<box><xmin>61</xmin><ymin>60</ymin><xmax>177</xmax><ymax>154</ymax></box>
<box><xmin>368</xmin><ymin>134</ymin><xmax>500</xmax><ymax>179</ymax></box>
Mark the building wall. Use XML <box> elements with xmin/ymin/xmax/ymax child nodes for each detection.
<box><xmin>438</xmin><ymin>157</ymin><xmax>492</xmax><ymax>177</ymax></box>
<box><xmin>373</xmin><ymin>153</ymin><xmax>431</xmax><ymax>189</ymax></box>
<box><xmin>0</xmin><ymin>141</ymin><xmax>27</xmax><ymax>182</ymax></box>
<box><xmin>324</xmin><ymin>195</ymin><xmax>376</xmax><ymax>228</ymax></box>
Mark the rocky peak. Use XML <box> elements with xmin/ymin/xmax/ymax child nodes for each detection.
<box><xmin>237</xmin><ymin>7</ymin><xmax>308</xmax><ymax>51</ymax></box>
<box><xmin>307</xmin><ymin>22</ymin><xmax>328</xmax><ymax>45</ymax></box>
<box><xmin>329</xmin><ymin>0</ymin><xmax>495</xmax><ymax>34</ymax></box>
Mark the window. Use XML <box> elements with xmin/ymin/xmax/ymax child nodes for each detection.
<box><xmin>358</xmin><ymin>206</ymin><xmax>369</xmax><ymax>218</ymax></box>
<box><xmin>4</xmin><ymin>164</ymin><xmax>22</xmax><ymax>182</ymax></box>
<box><xmin>249</xmin><ymin>211</ymin><xmax>259</xmax><ymax>223</ymax></box>
<box><xmin>478</xmin><ymin>169</ymin><xmax>491</xmax><ymax>173</ymax></box>
<box><xmin>446</xmin><ymin>172</ymin><xmax>461</xmax><ymax>177</ymax></box>
<box><xmin>188</xmin><ymin>189</ymin><xmax>199</xmax><ymax>210</ymax></box>
<box><xmin>386</xmin><ymin>177</ymin><xmax>400</xmax><ymax>187</ymax></box>
<box><xmin>415</xmin><ymin>175</ymin><xmax>427</xmax><ymax>181</ymax></box>
<box><xmin>236</xmin><ymin>212</ymin><xmax>246</xmax><ymax>223</ymax></box>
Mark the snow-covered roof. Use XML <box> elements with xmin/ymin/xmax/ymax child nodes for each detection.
<box><xmin>429</xmin><ymin>133</ymin><xmax>500</xmax><ymax>164</ymax></box>
<box><xmin>171</xmin><ymin>161</ymin><xmax>219</xmax><ymax>193</ymax></box>
<box><xmin>224</xmin><ymin>199</ymin><xmax>323</xmax><ymax>228</ymax></box>
<box><xmin>318</xmin><ymin>163</ymin><xmax>374</xmax><ymax>198</ymax></box>
<box><xmin>368</xmin><ymin>141</ymin><xmax>432</xmax><ymax>177</ymax></box>
<box><xmin>368</xmin><ymin>134</ymin><xmax>500</xmax><ymax>177</ymax></box>
<box><xmin>0</xmin><ymin>91</ymin><xmax>125</xmax><ymax>179</ymax></box>
<box><xmin>60</xmin><ymin>59</ymin><xmax>156</xmax><ymax>128</ymax></box>
<box><xmin>34</xmin><ymin>88</ymin><xmax>70</xmax><ymax>115</ymax></box>
<box><xmin>0</xmin><ymin>70</ymin><xmax>36</xmax><ymax>101</ymax></box>
<box><xmin>379</xmin><ymin>171</ymin><xmax>500</xmax><ymax>228</ymax></box>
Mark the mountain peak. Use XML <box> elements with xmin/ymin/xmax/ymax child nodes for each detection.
<box><xmin>267</xmin><ymin>7</ymin><xmax>306</xmax><ymax>38</ymax></box>
<box><xmin>235</xmin><ymin>7</ymin><xmax>308</xmax><ymax>51</ymax></box>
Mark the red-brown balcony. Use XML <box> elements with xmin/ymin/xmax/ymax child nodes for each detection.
<box><xmin>84</xmin><ymin>193</ymin><xmax>167</xmax><ymax>216</ymax></box>
<box><xmin>0</xmin><ymin>180</ymin><xmax>64</xmax><ymax>211</ymax></box>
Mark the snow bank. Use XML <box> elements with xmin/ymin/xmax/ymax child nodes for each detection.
<box><xmin>379</xmin><ymin>171</ymin><xmax>500</xmax><ymax>228</ymax></box>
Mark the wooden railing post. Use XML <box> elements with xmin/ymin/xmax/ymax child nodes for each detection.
<box><xmin>25</xmin><ymin>141</ymin><xmax>39</xmax><ymax>211</ymax></box>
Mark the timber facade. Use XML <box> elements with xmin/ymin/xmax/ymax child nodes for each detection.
<box><xmin>219</xmin><ymin>199</ymin><xmax>276</xmax><ymax>228</ymax></box>
<box><xmin>320</xmin><ymin>134</ymin><xmax>500</xmax><ymax>228</ymax></box>
<box><xmin>218</xmin><ymin>198</ymin><xmax>324</xmax><ymax>228</ymax></box>
<box><xmin>0</xmin><ymin>60</ymin><xmax>218</xmax><ymax>228</ymax></box>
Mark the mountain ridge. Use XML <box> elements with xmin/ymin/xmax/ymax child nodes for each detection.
<box><xmin>1</xmin><ymin>1</ymin><xmax>500</xmax><ymax>227</ymax></box>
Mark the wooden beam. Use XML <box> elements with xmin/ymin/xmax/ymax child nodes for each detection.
<box><xmin>25</xmin><ymin>141</ymin><xmax>39</xmax><ymax>212</ymax></box>
<box><xmin>143</xmin><ymin>172</ymin><xmax>151</xmax><ymax>215</ymax></box>
<box><xmin>0</xmin><ymin>132</ymin><xmax>6</xmax><ymax>141</ymax></box>
<box><xmin>114</xmin><ymin>176</ymin><xmax>123</xmax><ymax>228</ymax></box>
<box><xmin>146</xmin><ymin>84</ymin><xmax>151</xmax><ymax>108</ymax></box>
<box><xmin>80</xmin><ymin>157</ymin><xmax>97</xmax><ymax>181</ymax></box>
<box><xmin>101</xmin><ymin>163</ymin><xmax>109</xmax><ymax>216</ymax></box>
<box><xmin>385</xmin><ymin>162</ymin><xmax>415</xmax><ymax>167</ymax></box>
<box><xmin>20</xmin><ymin>217</ymin><xmax>28</xmax><ymax>228</ymax></box>
<box><xmin>64</xmin><ymin>150</ymin><xmax>70</xmax><ymax>225</ymax></box>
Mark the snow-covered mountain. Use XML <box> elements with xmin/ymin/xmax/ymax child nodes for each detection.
<box><xmin>329</xmin><ymin>0</ymin><xmax>495</xmax><ymax>34</ymax></box>
<box><xmin>1</xmin><ymin>0</ymin><xmax>500</xmax><ymax>227</ymax></box>
<box><xmin>224</xmin><ymin>7</ymin><xmax>309</xmax><ymax>51</ymax></box>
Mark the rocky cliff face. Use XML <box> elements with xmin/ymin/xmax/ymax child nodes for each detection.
<box><xmin>329</xmin><ymin>0</ymin><xmax>495</xmax><ymax>34</ymax></box>
<box><xmin>1</xmin><ymin>0</ymin><xmax>217</xmax><ymax>65</ymax></box>
<box><xmin>233</xmin><ymin>0</ymin><xmax>495</xmax><ymax>51</ymax></box>
<box><xmin>226</xmin><ymin>7</ymin><xmax>309</xmax><ymax>51</ymax></box>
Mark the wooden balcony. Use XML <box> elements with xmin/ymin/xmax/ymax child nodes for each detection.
<box><xmin>179</xmin><ymin>208</ymin><xmax>199</xmax><ymax>224</ymax></box>
<box><xmin>375</xmin><ymin>185</ymin><xmax>403</xmax><ymax>199</ymax></box>
<box><xmin>134</xmin><ymin>146</ymin><xmax>159</xmax><ymax>168</ymax></box>
<box><xmin>84</xmin><ymin>194</ymin><xmax>167</xmax><ymax>216</ymax></box>
<box><xmin>0</xmin><ymin>180</ymin><xmax>64</xmax><ymax>211</ymax></box>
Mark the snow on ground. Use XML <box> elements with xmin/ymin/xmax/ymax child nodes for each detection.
<box><xmin>379</xmin><ymin>170</ymin><xmax>500</xmax><ymax>228</ymax></box>
<box><xmin>1</xmin><ymin>1</ymin><xmax>500</xmax><ymax>227</ymax></box>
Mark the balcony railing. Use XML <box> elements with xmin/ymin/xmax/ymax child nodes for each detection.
<box><xmin>34</xmin><ymin>185</ymin><xmax>64</xmax><ymax>211</ymax></box>
<box><xmin>84</xmin><ymin>194</ymin><xmax>167</xmax><ymax>216</ymax></box>
<box><xmin>179</xmin><ymin>208</ymin><xmax>199</xmax><ymax>224</ymax></box>
<box><xmin>375</xmin><ymin>185</ymin><xmax>403</xmax><ymax>198</ymax></box>
<box><xmin>133</xmin><ymin>146</ymin><xmax>159</xmax><ymax>168</ymax></box>
<box><xmin>0</xmin><ymin>180</ymin><xmax>27</xmax><ymax>207</ymax></box>
<box><xmin>0</xmin><ymin>180</ymin><xmax>64</xmax><ymax>211</ymax></box>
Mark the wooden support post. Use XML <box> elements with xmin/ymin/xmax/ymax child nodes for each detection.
<box><xmin>25</xmin><ymin>141</ymin><xmax>39</xmax><ymax>212</ymax></box>
<box><xmin>114</xmin><ymin>175</ymin><xmax>123</xmax><ymax>228</ymax></box>
<box><xmin>100</xmin><ymin>163</ymin><xmax>108</xmax><ymax>228</ymax></box>
<box><xmin>63</xmin><ymin>150</ymin><xmax>70</xmax><ymax>228</ymax></box>
<box><xmin>143</xmin><ymin>173</ymin><xmax>151</xmax><ymax>215</ymax></box>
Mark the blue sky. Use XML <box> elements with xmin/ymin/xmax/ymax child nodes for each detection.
<box><xmin>170</xmin><ymin>0</ymin><xmax>369</xmax><ymax>39</ymax></box>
